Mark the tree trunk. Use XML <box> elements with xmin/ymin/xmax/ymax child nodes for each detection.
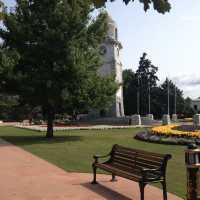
<box><xmin>46</xmin><ymin>109</ymin><xmax>55</xmax><ymax>138</ymax></box>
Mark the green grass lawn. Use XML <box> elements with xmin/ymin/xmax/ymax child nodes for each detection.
<box><xmin>0</xmin><ymin>126</ymin><xmax>186</xmax><ymax>198</ymax></box>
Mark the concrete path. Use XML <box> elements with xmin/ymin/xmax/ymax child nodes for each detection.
<box><xmin>0</xmin><ymin>139</ymin><xmax>183</xmax><ymax>200</ymax></box>
<box><xmin>15</xmin><ymin>124</ymin><xmax>151</xmax><ymax>132</ymax></box>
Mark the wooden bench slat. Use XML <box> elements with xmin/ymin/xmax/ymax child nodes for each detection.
<box><xmin>114</xmin><ymin>149</ymin><xmax>165</xmax><ymax>163</ymax></box>
<box><xmin>114</xmin><ymin>151</ymin><xmax>136</xmax><ymax>160</ymax></box>
<box><xmin>115</xmin><ymin>145</ymin><xmax>165</xmax><ymax>158</ymax></box>
<box><xmin>135</xmin><ymin>156</ymin><xmax>163</xmax><ymax>165</ymax></box>
<box><xmin>96</xmin><ymin>163</ymin><xmax>142</xmax><ymax>181</ymax></box>
<box><xmin>113</xmin><ymin>152</ymin><xmax>163</xmax><ymax>168</ymax></box>
<box><xmin>112</xmin><ymin>157</ymin><xmax>135</xmax><ymax>169</ymax></box>
<box><xmin>135</xmin><ymin>158</ymin><xmax>163</xmax><ymax>168</ymax></box>
<box><xmin>135</xmin><ymin>161</ymin><xmax>161</xmax><ymax>169</ymax></box>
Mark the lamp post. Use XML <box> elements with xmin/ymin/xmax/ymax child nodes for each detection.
<box><xmin>167</xmin><ymin>78</ymin><xmax>170</xmax><ymax>115</ymax></box>
<box><xmin>174</xmin><ymin>86</ymin><xmax>177</xmax><ymax>115</ymax></box>
<box><xmin>162</xmin><ymin>77</ymin><xmax>171</xmax><ymax>125</ymax></box>
<box><xmin>132</xmin><ymin>74</ymin><xmax>141</xmax><ymax>126</ymax></box>
<box><xmin>172</xmin><ymin>86</ymin><xmax>178</xmax><ymax>122</ymax></box>
<box><xmin>137</xmin><ymin>75</ymin><xmax>140</xmax><ymax>115</ymax></box>
<box><xmin>147</xmin><ymin>75</ymin><xmax>153</xmax><ymax>121</ymax></box>
<box><xmin>148</xmin><ymin>79</ymin><xmax>151</xmax><ymax>115</ymax></box>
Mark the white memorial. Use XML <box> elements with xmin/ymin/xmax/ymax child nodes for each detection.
<box><xmin>172</xmin><ymin>114</ymin><xmax>178</xmax><ymax>122</ymax></box>
<box><xmin>91</xmin><ymin>15</ymin><xmax>125</xmax><ymax>118</ymax></box>
<box><xmin>131</xmin><ymin>115</ymin><xmax>141</xmax><ymax>126</ymax></box>
<box><xmin>146</xmin><ymin>114</ymin><xmax>154</xmax><ymax>121</ymax></box>
<box><xmin>193</xmin><ymin>114</ymin><xmax>200</xmax><ymax>127</ymax></box>
<box><xmin>162</xmin><ymin>114</ymin><xmax>171</xmax><ymax>125</ymax></box>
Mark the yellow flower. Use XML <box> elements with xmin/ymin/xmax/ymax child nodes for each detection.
<box><xmin>151</xmin><ymin>125</ymin><xmax>200</xmax><ymax>139</ymax></box>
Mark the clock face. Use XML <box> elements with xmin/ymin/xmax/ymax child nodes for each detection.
<box><xmin>99</xmin><ymin>46</ymin><xmax>107</xmax><ymax>55</ymax></box>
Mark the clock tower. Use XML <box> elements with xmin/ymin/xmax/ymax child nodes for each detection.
<box><xmin>98</xmin><ymin>15</ymin><xmax>125</xmax><ymax>118</ymax></box>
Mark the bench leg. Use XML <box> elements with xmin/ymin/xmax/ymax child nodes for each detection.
<box><xmin>139</xmin><ymin>182</ymin><xmax>146</xmax><ymax>200</ymax></box>
<box><xmin>111</xmin><ymin>174</ymin><xmax>117</xmax><ymax>182</ymax></box>
<box><xmin>161</xmin><ymin>180</ymin><xmax>167</xmax><ymax>200</ymax></box>
<box><xmin>91</xmin><ymin>165</ymin><xmax>98</xmax><ymax>184</ymax></box>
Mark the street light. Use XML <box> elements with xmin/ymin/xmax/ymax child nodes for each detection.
<box><xmin>174</xmin><ymin>86</ymin><xmax>177</xmax><ymax>115</ymax></box>
<box><xmin>167</xmin><ymin>78</ymin><xmax>170</xmax><ymax>115</ymax></box>
<box><xmin>162</xmin><ymin>77</ymin><xmax>171</xmax><ymax>125</ymax></box>
<box><xmin>148</xmin><ymin>74</ymin><xmax>151</xmax><ymax>115</ymax></box>
<box><xmin>137</xmin><ymin>74</ymin><xmax>140</xmax><ymax>115</ymax></box>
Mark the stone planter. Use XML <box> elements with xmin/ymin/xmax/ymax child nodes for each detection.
<box><xmin>193</xmin><ymin>114</ymin><xmax>200</xmax><ymax>127</ymax></box>
<box><xmin>146</xmin><ymin>114</ymin><xmax>154</xmax><ymax>121</ymax></box>
<box><xmin>172</xmin><ymin>114</ymin><xmax>178</xmax><ymax>122</ymax></box>
<box><xmin>162</xmin><ymin>114</ymin><xmax>171</xmax><ymax>125</ymax></box>
<box><xmin>130</xmin><ymin>115</ymin><xmax>141</xmax><ymax>126</ymax></box>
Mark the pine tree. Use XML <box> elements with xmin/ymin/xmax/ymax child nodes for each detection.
<box><xmin>0</xmin><ymin>0</ymin><xmax>117</xmax><ymax>137</ymax></box>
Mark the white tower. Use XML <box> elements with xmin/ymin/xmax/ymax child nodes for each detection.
<box><xmin>98</xmin><ymin>15</ymin><xmax>125</xmax><ymax>118</ymax></box>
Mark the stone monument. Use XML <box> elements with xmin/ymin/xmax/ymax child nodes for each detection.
<box><xmin>162</xmin><ymin>114</ymin><xmax>171</xmax><ymax>125</ymax></box>
<box><xmin>193</xmin><ymin>114</ymin><xmax>200</xmax><ymax>127</ymax></box>
<box><xmin>172</xmin><ymin>114</ymin><xmax>178</xmax><ymax>122</ymax></box>
<box><xmin>130</xmin><ymin>115</ymin><xmax>141</xmax><ymax>126</ymax></box>
<box><xmin>90</xmin><ymin>15</ymin><xmax>125</xmax><ymax>118</ymax></box>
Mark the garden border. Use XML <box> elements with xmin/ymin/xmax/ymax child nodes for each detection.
<box><xmin>135</xmin><ymin>131</ymin><xmax>200</xmax><ymax>145</ymax></box>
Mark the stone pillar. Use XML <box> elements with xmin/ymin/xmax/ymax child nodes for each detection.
<box><xmin>130</xmin><ymin>115</ymin><xmax>141</xmax><ymax>126</ymax></box>
<box><xmin>193</xmin><ymin>114</ymin><xmax>200</xmax><ymax>127</ymax></box>
<box><xmin>162</xmin><ymin>114</ymin><xmax>171</xmax><ymax>125</ymax></box>
<box><xmin>172</xmin><ymin>114</ymin><xmax>178</xmax><ymax>122</ymax></box>
<box><xmin>146</xmin><ymin>114</ymin><xmax>154</xmax><ymax>121</ymax></box>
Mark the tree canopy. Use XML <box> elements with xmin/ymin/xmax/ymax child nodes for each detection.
<box><xmin>0</xmin><ymin>1</ymin><xmax>4</xmax><ymax>20</ymax></box>
<box><xmin>93</xmin><ymin>0</ymin><xmax>171</xmax><ymax>14</ymax></box>
<box><xmin>0</xmin><ymin>0</ymin><xmax>117</xmax><ymax>137</ymax></box>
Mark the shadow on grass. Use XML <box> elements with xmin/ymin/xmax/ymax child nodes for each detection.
<box><xmin>82</xmin><ymin>182</ymin><xmax>132</xmax><ymax>200</ymax></box>
<box><xmin>0</xmin><ymin>135</ymin><xmax>83</xmax><ymax>146</ymax></box>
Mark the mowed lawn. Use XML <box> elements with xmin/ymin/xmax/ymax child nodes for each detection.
<box><xmin>0</xmin><ymin>126</ymin><xmax>186</xmax><ymax>198</ymax></box>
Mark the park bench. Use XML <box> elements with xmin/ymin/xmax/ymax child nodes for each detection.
<box><xmin>92</xmin><ymin>144</ymin><xmax>172</xmax><ymax>200</ymax></box>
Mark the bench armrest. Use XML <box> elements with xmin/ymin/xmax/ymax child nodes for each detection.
<box><xmin>140</xmin><ymin>167</ymin><xmax>162</xmax><ymax>180</ymax></box>
<box><xmin>141</xmin><ymin>168</ymin><xmax>161</xmax><ymax>172</ymax></box>
<box><xmin>93</xmin><ymin>153</ymin><xmax>110</xmax><ymax>163</ymax></box>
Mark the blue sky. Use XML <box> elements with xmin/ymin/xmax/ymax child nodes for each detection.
<box><xmin>3</xmin><ymin>0</ymin><xmax>200</xmax><ymax>98</ymax></box>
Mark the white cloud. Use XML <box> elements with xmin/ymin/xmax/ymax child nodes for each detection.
<box><xmin>170</xmin><ymin>74</ymin><xmax>200</xmax><ymax>98</ymax></box>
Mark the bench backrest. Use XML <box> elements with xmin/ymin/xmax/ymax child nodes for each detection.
<box><xmin>109</xmin><ymin>144</ymin><xmax>171</xmax><ymax>176</ymax></box>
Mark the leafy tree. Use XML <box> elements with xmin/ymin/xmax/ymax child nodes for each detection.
<box><xmin>136</xmin><ymin>53</ymin><xmax>159</xmax><ymax>115</ymax></box>
<box><xmin>0</xmin><ymin>0</ymin><xmax>117</xmax><ymax>138</ymax></box>
<box><xmin>183</xmin><ymin>97</ymin><xmax>194</xmax><ymax>117</ymax></box>
<box><xmin>93</xmin><ymin>0</ymin><xmax>171</xmax><ymax>14</ymax></box>
<box><xmin>123</xmin><ymin>69</ymin><xmax>137</xmax><ymax>115</ymax></box>
<box><xmin>0</xmin><ymin>94</ymin><xmax>18</xmax><ymax>120</ymax></box>
<box><xmin>0</xmin><ymin>1</ymin><xmax>4</xmax><ymax>20</ymax></box>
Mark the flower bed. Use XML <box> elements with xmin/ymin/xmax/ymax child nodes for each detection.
<box><xmin>135</xmin><ymin>124</ymin><xmax>200</xmax><ymax>145</ymax></box>
<box><xmin>152</xmin><ymin>125</ymin><xmax>200</xmax><ymax>138</ymax></box>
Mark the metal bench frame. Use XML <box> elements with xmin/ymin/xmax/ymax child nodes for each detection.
<box><xmin>92</xmin><ymin>144</ymin><xmax>172</xmax><ymax>200</ymax></box>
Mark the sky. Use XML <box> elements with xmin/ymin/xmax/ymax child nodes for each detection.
<box><xmin>3</xmin><ymin>0</ymin><xmax>200</xmax><ymax>98</ymax></box>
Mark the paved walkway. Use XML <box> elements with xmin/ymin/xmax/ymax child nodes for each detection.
<box><xmin>15</xmin><ymin>124</ymin><xmax>151</xmax><ymax>132</ymax></box>
<box><xmin>0</xmin><ymin>139</ymin><xmax>183</xmax><ymax>200</ymax></box>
